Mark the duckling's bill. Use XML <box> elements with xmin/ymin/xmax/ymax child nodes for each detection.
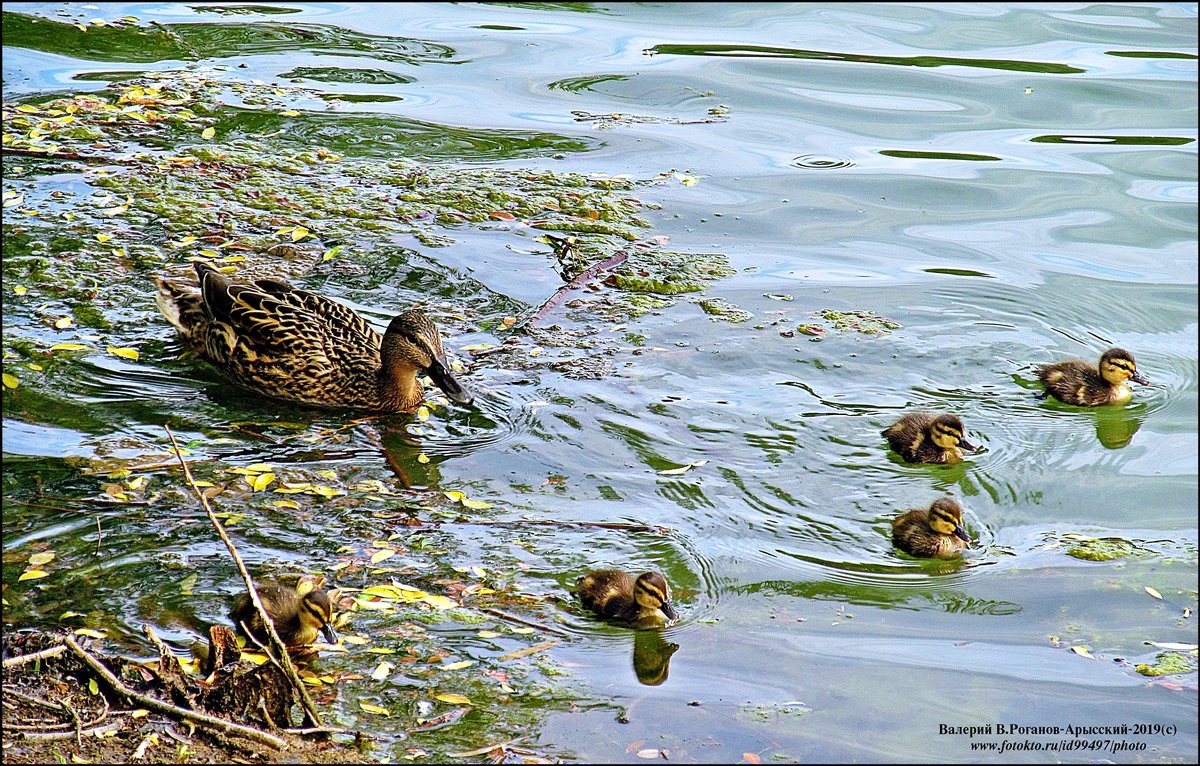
<box><xmin>660</xmin><ymin>601</ymin><xmax>680</xmax><ymax>623</ymax></box>
<box><xmin>320</xmin><ymin>622</ymin><xmax>338</xmax><ymax>644</ymax></box>
<box><xmin>954</xmin><ymin>524</ymin><xmax>972</xmax><ymax>545</ymax></box>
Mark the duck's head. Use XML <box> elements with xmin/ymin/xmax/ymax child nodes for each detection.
<box><xmin>634</xmin><ymin>571</ymin><xmax>678</xmax><ymax>624</ymax></box>
<box><xmin>929</xmin><ymin>414</ymin><xmax>977</xmax><ymax>453</ymax></box>
<box><xmin>299</xmin><ymin>588</ymin><xmax>338</xmax><ymax>644</ymax></box>
<box><xmin>1100</xmin><ymin>348</ymin><xmax>1149</xmax><ymax>386</ymax></box>
<box><xmin>381</xmin><ymin>311</ymin><xmax>474</xmax><ymax>406</ymax></box>
<box><xmin>928</xmin><ymin>497</ymin><xmax>971</xmax><ymax>545</ymax></box>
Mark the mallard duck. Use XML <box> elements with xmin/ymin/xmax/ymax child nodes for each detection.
<box><xmin>156</xmin><ymin>262</ymin><xmax>473</xmax><ymax>412</ymax></box>
<box><xmin>892</xmin><ymin>497</ymin><xmax>971</xmax><ymax>559</ymax></box>
<box><xmin>231</xmin><ymin>577</ymin><xmax>338</xmax><ymax>648</ymax></box>
<box><xmin>1035</xmin><ymin>347</ymin><xmax>1149</xmax><ymax>406</ymax></box>
<box><xmin>576</xmin><ymin>569</ymin><xmax>678</xmax><ymax>627</ymax></box>
<box><xmin>882</xmin><ymin>412</ymin><xmax>977</xmax><ymax>464</ymax></box>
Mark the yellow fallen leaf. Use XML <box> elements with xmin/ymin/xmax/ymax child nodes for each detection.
<box><xmin>421</xmin><ymin>594</ymin><xmax>457</xmax><ymax>610</ymax></box>
<box><xmin>477</xmin><ymin>630</ymin><xmax>501</xmax><ymax>639</ymax></box>
<box><xmin>291</xmin><ymin>226</ymin><xmax>311</xmax><ymax>242</ymax></box>
<box><xmin>417</xmin><ymin>453</ymin><xmax>430</xmax><ymax>464</ymax></box>
<box><xmin>54</xmin><ymin>316</ymin><xmax>73</xmax><ymax>329</ymax></box>
<box><xmin>273</xmin><ymin>499</ymin><xmax>301</xmax><ymax>510</ymax></box>
<box><xmin>2</xmin><ymin>373</ymin><xmax>18</xmax><ymax>389</ymax></box>
<box><xmin>95</xmin><ymin>234</ymin><xmax>113</xmax><ymax>243</ymax></box>
<box><xmin>370</xmin><ymin>549</ymin><xmax>396</xmax><ymax>565</ymax></box>
<box><xmin>462</xmin><ymin>498</ymin><xmax>492</xmax><ymax>510</ymax></box>
<box><xmin>13</xmin><ymin>286</ymin><xmax>28</xmax><ymax>295</ymax></box>
<box><xmin>371</xmin><ymin>661</ymin><xmax>393</xmax><ymax>680</ymax></box>
<box><xmin>440</xmin><ymin>660</ymin><xmax>476</xmax><ymax>671</ymax></box>
<box><xmin>107</xmin><ymin>346</ymin><xmax>139</xmax><ymax>361</ymax></box>
<box><xmin>280</xmin><ymin>110</ymin><xmax>300</xmax><ymax>117</ymax></box>
<box><xmin>49</xmin><ymin>343</ymin><xmax>88</xmax><ymax>351</ymax></box>
<box><xmin>249</xmin><ymin>473</ymin><xmax>275</xmax><ymax>492</ymax></box>
<box><xmin>1071</xmin><ymin>646</ymin><xmax>1093</xmax><ymax>658</ymax></box>
<box><xmin>434</xmin><ymin>693</ymin><xmax>472</xmax><ymax>705</ymax></box>
<box><xmin>359</xmin><ymin>701</ymin><xmax>391</xmax><ymax>716</ymax></box>
<box><xmin>246</xmin><ymin>463</ymin><xmax>274</xmax><ymax>473</ymax></box>
<box><xmin>60</xmin><ymin>611</ymin><xmax>84</xmax><ymax>620</ymax></box>
<box><xmin>444</xmin><ymin>490</ymin><xmax>466</xmax><ymax>503</ymax></box>
<box><xmin>75</xmin><ymin>628</ymin><xmax>107</xmax><ymax>639</ymax></box>
<box><xmin>126</xmin><ymin>476</ymin><xmax>146</xmax><ymax>490</ymax></box>
<box><xmin>201</xmin><ymin>127</ymin><xmax>215</xmax><ymax>139</ymax></box>
<box><xmin>1145</xmin><ymin>586</ymin><xmax>1164</xmax><ymax>600</ymax></box>
<box><xmin>19</xmin><ymin>569</ymin><xmax>49</xmax><ymax>581</ymax></box>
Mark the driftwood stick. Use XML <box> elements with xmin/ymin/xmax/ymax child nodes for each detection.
<box><xmin>478</xmin><ymin>608</ymin><xmax>572</xmax><ymax>638</ymax></box>
<box><xmin>15</xmin><ymin>723</ymin><xmax>123</xmax><ymax>742</ymax></box>
<box><xmin>164</xmin><ymin>425</ymin><xmax>323</xmax><ymax>729</ymax></box>
<box><xmin>525</xmin><ymin>249</ymin><xmax>629</xmax><ymax>326</ymax></box>
<box><xmin>435</xmin><ymin>519</ymin><xmax>669</xmax><ymax>534</ymax></box>
<box><xmin>2</xmin><ymin>644</ymin><xmax>67</xmax><ymax>669</ymax></box>
<box><xmin>62</xmin><ymin>634</ymin><xmax>286</xmax><ymax>750</ymax></box>
<box><xmin>1</xmin><ymin>147</ymin><xmax>128</xmax><ymax>163</ymax></box>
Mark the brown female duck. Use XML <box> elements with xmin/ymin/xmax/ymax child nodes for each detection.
<box><xmin>882</xmin><ymin>412</ymin><xmax>977</xmax><ymax>464</ymax></box>
<box><xmin>1036</xmin><ymin>347</ymin><xmax>1148</xmax><ymax>406</ymax></box>
<box><xmin>576</xmin><ymin>569</ymin><xmax>678</xmax><ymax>627</ymax></box>
<box><xmin>156</xmin><ymin>262</ymin><xmax>473</xmax><ymax>412</ymax></box>
<box><xmin>892</xmin><ymin>497</ymin><xmax>971</xmax><ymax>559</ymax></box>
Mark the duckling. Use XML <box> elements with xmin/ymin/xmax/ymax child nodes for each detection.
<box><xmin>882</xmin><ymin>412</ymin><xmax>977</xmax><ymax>464</ymax></box>
<box><xmin>156</xmin><ymin>262</ymin><xmax>473</xmax><ymax>412</ymax></box>
<box><xmin>892</xmin><ymin>497</ymin><xmax>971</xmax><ymax>559</ymax></box>
<box><xmin>1035</xmin><ymin>347</ymin><xmax>1149</xmax><ymax>406</ymax></box>
<box><xmin>231</xmin><ymin>577</ymin><xmax>338</xmax><ymax>648</ymax></box>
<box><xmin>576</xmin><ymin>569</ymin><xmax>678</xmax><ymax>627</ymax></box>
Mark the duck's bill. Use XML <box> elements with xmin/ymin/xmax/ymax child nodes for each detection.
<box><xmin>660</xmin><ymin>602</ymin><xmax>679</xmax><ymax>623</ymax></box>
<box><xmin>425</xmin><ymin>358</ymin><xmax>474</xmax><ymax>406</ymax></box>
<box><xmin>320</xmin><ymin>623</ymin><xmax>339</xmax><ymax>644</ymax></box>
<box><xmin>958</xmin><ymin>438</ymin><xmax>978</xmax><ymax>453</ymax></box>
<box><xmin>1131</xmin><ymin>371</ymin><xmax>1150</xmax><ymax>386</ymax></box>
<box><xmin>954</xmin><ymin>525</ymin><xmax>972</xmax><ymax>545</ymax></box>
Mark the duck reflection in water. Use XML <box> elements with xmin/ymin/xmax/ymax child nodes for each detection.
<box><xmin>632</xmin><ymin>629</ymin><xmax>680</xmax><ymax>686</ymax></box>
<box><xmin>1092</xmin><ymin>409</ymin><xmax>1142</xmax><ymax>449</ymax></box>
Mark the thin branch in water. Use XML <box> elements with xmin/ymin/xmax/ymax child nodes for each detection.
<box><xmin>478</xmin><ymin>608</ymin><xmax>571</xmax><ymax>638</ymax></box>
<box><xmin>437</xmin><ymin>518</ymin><xmax>669</xmax><ymax>535</ymax></box>
<box><xmin>525</xmin><ymin>249</ymin><xmax>629</xmax><ymax>326</ymax></box>
<box><xmin>164</xmin><ymin>424</ymin><xmax>323</xmax><ymax>730</ymax></box>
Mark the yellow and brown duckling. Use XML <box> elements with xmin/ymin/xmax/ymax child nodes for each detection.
<box><xmin>156</xmin><ymin>262</ymin><xmax>473</xmax><ymax>412</ymax></box>
<box><xmin>576</xmin><ymin>569</ymin><xmax>678</xmax><ymax>627</ymax></box>
<box><xmin>892</xmin><ymin>497</ymin><xmax>971</xmax><ymax>559</ymax></box>
<box><xmin>1035</xmin><ymin>347</ymin><xmax>1149</xmax><ymax>406</ymax></box>
<box><xmin>882</xmin><ymin>412</ymin><xmax>977</xmax><ymax>464</ymax></box>
<box><xmin>231</xmin><ymin>577</ymin><xmax>338</xmax><ymax>648</ymax></box>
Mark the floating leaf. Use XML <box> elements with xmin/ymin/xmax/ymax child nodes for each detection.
<box><xmin>2</xmin><ymin>373</ymin><xmax>18</xmax><ymax>389</ymax></box>
<box><xmin>28</xmin><ymin>551</ymin><xmax>56</xmax><ymax>567</ymax></box>
<box><xmin>18</xmin><ymin>569</ymin><xmax>49</xmax><ymax>581</ymax></box>
<box><xmin>1145</xmin><ymin>586</ymin><xmax>1164</xmax><ymax>600</ymax></box>
<box><xmin>59</xmin><ymin>611</ymin><xmax>84</xmax><ymax>620</ymax></box>
<box><xmin>1071</xmin><ymin>645</ymin><xmax>1093</xmax><ymax>658</ymax></box>
<box><xmin>359</xmin><ymin>701</ymin><xmax>391</xmax><ymax>716</ymax></box>
<box><xmin>657</xmin><ymin>459</ymin><xmax>709</xmax><ymax>476</ymax></box>
<box><xmin>49</xmin><ymin>343</ymin><xmax>88</xmax><ymax>351</ymax></box>
<box><xmin>54</xmin><ymin>316</ymin><xmax>73</xmax><ymax>329</ymax></box>
<box><xmin>370</xmin><ymin>549</ymin><xmax>396</xmax><ymax>565</ymax></box>
<box><xmin>434</xmin><ymin>693</ymin><xmax>472</xmax><ymax>705</ymax></box>
<box><xmin>75</xmin><ymin>628</ymin><xmax>107</xmax><ymax>639</ymax></box>
<box><xmin>478</xmin><ymin>630</ymin><xmax>501</xmax><ymax>639</ymax></box>
<box><xmin>126</xmin><ymin>476</ymin><xmax>146</xmax><ymax>491</ymax></box>
<box><xmin>280</xmin><ymin>110</ymin><xmax>300</xmax><ymax>117</ymax></box>
<box><xmin>107</xmin><ymin>346</ymin><xmax>140</xmax><ymax>361</ymax></box>
<box><xmin>462</xmin><ymin>498</ymin><xmax>492</xmax><ymax>510</ymax></box>
<box><xmin>371</xmin><ymin>661</ymin><xmax>393</xmax><ymax>681</ymax></box>
<box><xmin>417</xmin><ymin>453</ymin><xmax>430</xmax><ymax>464</ymax></box>
<box><xmin>201</xmin><ymin>127</ymin><xmax>215</xmax><ymax>139</ymax></box>
<box><xmin>291</xmin><ymin>225</ymin><xmax>311</xmax><ymax>242</ymax></box>
<box><xmin>249</xmin><ymin>473</ymin><xmax>275</xmax><ymax>492</ymax></box>
<box><xmin>273</xmin><ymin>499</ymin><xmax>301</xmax><ymax>510</ymax></box>
<box><xmin>422</xmin><ymin>594</ymin><xmax>457</xmax><ymax>610</ymax></box>
<box><xmin>13</xmin><ymin>286</ymin><xmax>28</xmax><ymax>295</ymax></box>
<box><xmin>441</xmin><ymin>660</ymin><xmax>476</xmax><ymax>671</ymax></box>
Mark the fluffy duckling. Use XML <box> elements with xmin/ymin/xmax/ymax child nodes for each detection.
<box><xmin>231</xmin><ymin>577</ymin><xmax>338</xmax><ymax>648</ymax></box>
<box><xmin>576</xmin><ymin>569</ymin><xmax>678</xmax><ymax>627</ymax></box>
<box><xmin>892</xmin><ymin>497</ymin><xmax>971</xmax><ymax>559</ymax></box>
<box><xmin>156</xmin><ymin>262</ymin><xmax>473</xmax><ymax>412</ymax></box>
<box><xmin>882</xmin><ymin>412</ymin><xmax>977</xmax><ymax>464</ymax></box>
<box><xmin>1036</xmin><ymin>347</ymin><xmax>1149</xmax><ymax>406</ymax></box>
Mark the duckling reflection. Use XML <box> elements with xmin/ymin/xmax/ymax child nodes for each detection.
<box><xmin>1092</xmin><ymin>409</ymin><xmax>1143</xmax><ymax>449</ymax></box>
<box><xmin>632</xmin><ymin>629</ymin><xmax>679</xmax><ymax>686</ymax></box>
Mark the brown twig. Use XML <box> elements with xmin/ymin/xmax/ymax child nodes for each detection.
<box><xmin>2</xmin><ymin>644</ymin><xmax>67</xmax><ymax>669</ymax></box>
<box><xmin>80</xmin><ymin>457</ymin><xmax>220</xmax><ymax>475</ymax></box>
<box><xmin>436</xmin><ymin>519</ymin><xmax>669</xmax><ymax>534</ymax></box>
<box><xmin>164</xmin><ymin>425</ymin><xmax>323</xmax><ymax>730</ymax></box>
<box><xmin>1</xmin><ymin>147</ymin><xmax>127</xmax><ymax>162</ymax></box>
<box><xmin>525</xmin><ymin>249</ymin><xmax>629</xmax><ymax>326</ymax></box>
<box><xmin>62</xmin><ymin>634</ymin><xmax>286</xmax><ymax>749</ymax></box>
<box><xmin>14</xmin><ymin>723</ymin><xmax>123</xmax><ymax>742</ymax></box>
<box><xmin>478</xmin><ymin>608</ymin><xmax>571</xmax><ymax>638</ymax></box>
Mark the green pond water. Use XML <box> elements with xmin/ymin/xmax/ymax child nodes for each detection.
<box><xmin>3</xmin><ymin>2</ymin><xmax>1197</xmax><ymax>763</ymax></box>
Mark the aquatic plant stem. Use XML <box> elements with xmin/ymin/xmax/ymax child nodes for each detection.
<box><xmin>163</xmin><ymin>424</ymin><xmax>323</xmax><ymax>730</ymax></box>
